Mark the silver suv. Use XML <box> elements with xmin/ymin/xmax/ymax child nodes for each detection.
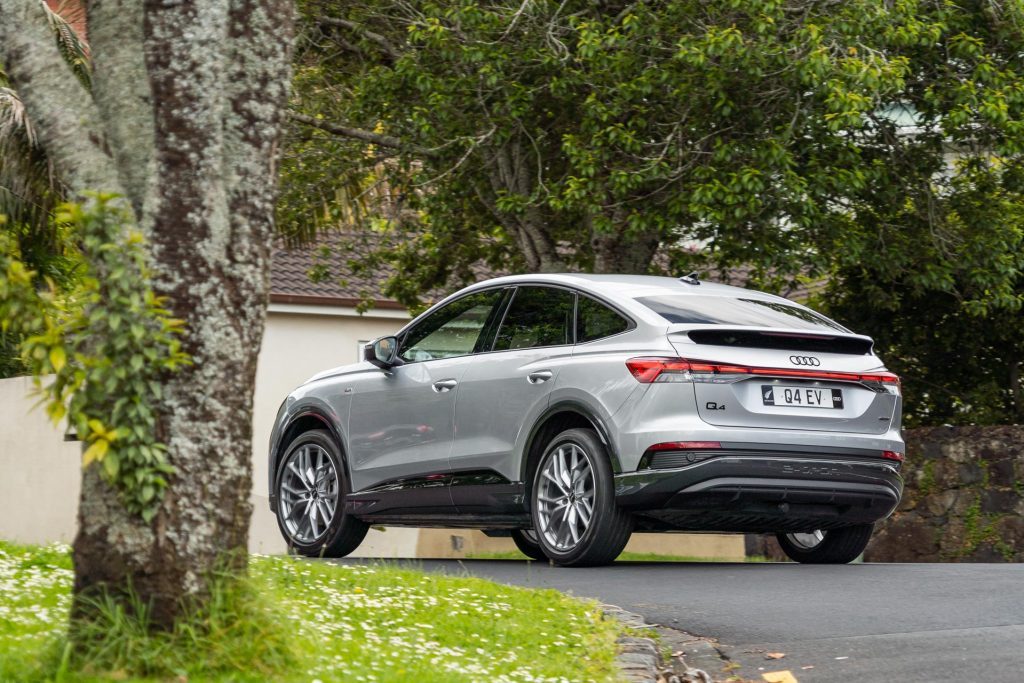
<box><xmin>268</xmin><ymin>274</ymin><xmax>904</xmax><ymax>565</ymax></box>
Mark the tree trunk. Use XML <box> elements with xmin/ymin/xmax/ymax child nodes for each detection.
<box><xmin>484</xmin><ymin>141</ymin><xmax>565</xmax><ymax>273</ymax></box>
<box><xmin>1</xmin><ymin>0</ymin><xmax>294</xmax><ymax>629</ymax></box>
<box><xmin>590</xmin><ymin>210</ymin><xmax>661</xmax><ymax>274</ymax></box>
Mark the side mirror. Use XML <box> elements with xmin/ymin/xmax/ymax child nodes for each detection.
<box><xmin>364</xmin><ymin>336</ymin><xmax>399</xmax><ymax>369</ymax></box>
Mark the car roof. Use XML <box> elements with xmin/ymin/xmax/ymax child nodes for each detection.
<box><xmin>461</xmin><ymin>273</ymin><xmax>790</xmax><ymax>303</ymax></box>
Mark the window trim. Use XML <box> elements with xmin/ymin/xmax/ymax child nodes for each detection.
<box><xmin>396</xmin><ymin>286</ymin><xmax>509</xmax><ymax>365</ymax></box>
<box><xmin>394</xmin><ymin>281</ymin><xmax>639</xmax><ymax>364</ymax></box>
<box><xmin>573</xmin><ymin>291</ymin><xmax>637</xmax><ymax>345</ymax></box>
<box><xmin>475</xmin><ymin>286</ymin><xmax>516</xmax><ymax>353</ymax></box>
<box><xmin>487</xmin><ymin>284</ymin><xmax>579</xmax><ymax>353</ymax></box>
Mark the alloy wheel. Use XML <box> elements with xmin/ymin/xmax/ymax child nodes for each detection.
<box><xmin>278</xmin><ymin>443</ymin><xmax>339</xmax><ymax>544</ymax></box>
<box><xmin>786</xmin><ymin>530</ymin><xmax>826</xmax><ymax>550</ymax></box>
<box><xmin>536</xmin><ymin>442</ymin><xmax>596</xmax><ymax>552</ymax></box>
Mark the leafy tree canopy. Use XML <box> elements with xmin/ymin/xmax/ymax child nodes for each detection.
<box><xmin>284</xmin><ymin>0</ymin><xmax>1024</xmax><ymax>424</ymax></box>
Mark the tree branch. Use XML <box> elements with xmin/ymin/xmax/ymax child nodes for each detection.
<box><xmin>0</xmin><ymin>0</ymin><xmax>124</xmax><ymax>199</ymax></box>
<box><xmin>317</xmin><ymin>16</ymin><xmax>401</xmax><ymax>62</ymax></box>
<box><xmin>87</xmin><ymin>0</ymin><xmax>156</xmax><ymax>222</ymax></box>
<box><xmin>289</xmin><ymin>111</ymin><xmax>434</xmax><ymax>156</ymax></box>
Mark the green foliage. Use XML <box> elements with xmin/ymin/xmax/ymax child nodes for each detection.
<box><xmin>918</xmin><ymin>460</ymin><xmax>937</xmax><ymax>496</ymax></box>
<box><xmin>286</xmin><ymin>0</ymin><xmax>1024</xmax><ymax>425</ymax></box>
<box><xmin>0</xmin><ymin>2</ymin><xmax>92</xmax><ymax>377</ymax></box>
<box><xmin>823</xmin><ymin>156</ymin><xmax>1024</xmax><ymax>425</ymax></box>
<box><xmin>280</xmin><ymin>1</ymin><xmax>928</xmax><ymax>291</ymax></box>
<box><xmin>0</xmin><ymin>2</ymin><xmax>90</xmax><ymax>232</ymax></box>
<box><xmin>0</xmin><ymin>196</ymin><xmax>188</xmax><ymax>520</ymax></box>
<box><xmin>954</xmin><ymin>496</ymin><xmax>1014</xmax><ymax>561</ymax></box>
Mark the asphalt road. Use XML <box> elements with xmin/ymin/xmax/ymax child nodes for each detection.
<box><xmin>334</xmin><ymin>558</ymin><xmax>1024</xmax><ymax>682</ymax></box>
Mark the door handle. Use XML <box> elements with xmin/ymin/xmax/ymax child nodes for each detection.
<box><xmin>432</xmin><ymin>378</ymin><xmax>458</xmax><ymax>392</ymax></box>
<box><xmin>527</xmin><ymin>370</ymin><xmax>554</xmax><ymax>384</ymax></box>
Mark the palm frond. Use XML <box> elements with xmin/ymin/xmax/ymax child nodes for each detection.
<box><xmin>40</xmin><ymin>0</ymin><xmax>91</xmax><ymax>89</ymax></box>
<box><xmin>0</xmin><ymin>87</ymin><xmax>36</xmax><ymax>146</ymax></box>
<box><xmin>0</xmin><ymin>1</ymin><xmax>89</xmax><ymax>232</ymax></box>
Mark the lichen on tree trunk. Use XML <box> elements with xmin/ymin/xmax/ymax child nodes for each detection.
<box><xmin>0</xmin><ymin>0</ymin><xmax>294</xmax><ymax>629</ymax></box>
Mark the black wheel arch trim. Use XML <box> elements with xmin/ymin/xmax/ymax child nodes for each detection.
<box><xmin>521</xmin><ymin>399</ymin><xmax>622</xmax><ymax>483</ymax></box>
<box><xmin>270</xmin><ymin>408</ymin><xmax>350</xmax><ymax>513</ymax></box>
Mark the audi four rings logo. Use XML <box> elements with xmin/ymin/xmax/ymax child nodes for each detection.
<box><xmin>789</xmin><ymin>355</ymin><xmax>821</xmax><ymax>366</ymax></box>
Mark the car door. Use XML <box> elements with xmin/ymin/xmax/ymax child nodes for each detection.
<box><xmin>346</xmin><ymin>289</ymin><xmax>506</xmax><ymax>498</ymax></box>
<box><xmin>450</xmin><ymin>285</ymin><xmax>575</xmax><ymax>510</ymax></box>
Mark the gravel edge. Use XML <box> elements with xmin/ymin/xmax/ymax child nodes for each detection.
<box><xmin>601</xmin><ymin>604</ymin><xmax>714</xmax><ymax>683</ymax></box>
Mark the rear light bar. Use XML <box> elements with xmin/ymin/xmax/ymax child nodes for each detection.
<box><xmin>625</xmin><ymin>356</ymin><xmax>901</xmax><ymax>392</ymax></box>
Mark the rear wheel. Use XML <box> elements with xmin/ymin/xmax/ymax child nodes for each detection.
<box><xmin>530</xmin><ymin>428</ymin><xmax>633</xmax><ymax>567</ymax></box>
<box><xmin>510</xmin><ymin>529</ymin><xmax>547</xmax><ymax>561</ymax></box>
<box><xmin>775</xmin><ymin>523</ymin><xmax>874</xmax><ymax>564</ymax></box>
<box><xmin>275</xmin><ymin>429</ymin><xmax>369</xmax><ymax>558</ymax></box>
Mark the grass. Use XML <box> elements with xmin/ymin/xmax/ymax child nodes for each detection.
<box><xmin>466</xmin><ymin>549</ymin><xmax>770</xmax><ymax>563</ymax></box>
<box><xmin>0</xmin><ymin>540</ymin><xmax>623</xmax><ymax>682</ymax></box>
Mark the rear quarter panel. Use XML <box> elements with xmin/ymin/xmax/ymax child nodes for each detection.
<box><xmin>537</xmin><ymin>327</ymin><xmax>674</xmax><ymax>472</ymax></box>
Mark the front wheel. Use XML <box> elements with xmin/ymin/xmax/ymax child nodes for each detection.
<box><xmin>275</xmin><ymin>429</ymin><xmax>368</xmax><ymax>558</ymax></box>
<box><xmin>775</xmin><ymin>524</ymin><xmax>874</xmax><ymax>564</ymax></box>
<box><xmin>530</xmin><ymin>428</ymin><xmax>633</xmax><ymax>567</ymax></box>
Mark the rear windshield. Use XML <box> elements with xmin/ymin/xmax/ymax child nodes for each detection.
<box><xmin>636</xmin><ymin>295</ymin><xmax>848</xmax><ymax>332</ymax></box>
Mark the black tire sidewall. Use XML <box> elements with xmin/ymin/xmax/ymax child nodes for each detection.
<box><xmin>530</xmin><ymin>428</ymin><xmax>624</xmax><ymax>565</ymax></box>
<box><xmin>776</xmin><ymin>523</ymin><xmax>874</xmax><ymax>564</ymax></box>
<box><xmin>274</xmin><ymin>429</ymin><xmax>352</xmax><ymax>556</ymax></box>
<box><xmin>510</xmin><ymin>528</ymin><xmax>548</xmax><ymax>561</ymax></box>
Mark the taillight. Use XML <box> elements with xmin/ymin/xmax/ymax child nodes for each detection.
<box><xmin>626</xmin><ymin>356</ymin><xmax>901</xmax><ymax>392</ymax></box>
<box><xmin>882</xmin><ymin>450</ymin><xmax>905</xmax><ymax>462</ymax></box>
<box><xmin>625</xmin><ymin>357</ymin><xmax>694</xmax><ymax>383</ymax></box>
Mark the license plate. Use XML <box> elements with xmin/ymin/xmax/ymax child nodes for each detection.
<box><xmin>762</xmin><ymin>385</ymin><xmax>843</xmax><ymax>409</ymax></box>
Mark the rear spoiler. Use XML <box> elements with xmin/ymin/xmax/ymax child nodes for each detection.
<box><xmin>667</xmin><ymin>325</ymin><xmax>875</xmax><ymax>356</ymax></box>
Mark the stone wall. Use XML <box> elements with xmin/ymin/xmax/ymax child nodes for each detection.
<box><xmin>865</xmin><ymin>425</ymin><xmax>1024</xmax><ymax>562</ymax></box>
<box><xmin>746</xmin><ymin>425</ymin><xmax>1024</xmax><ymax>562</ymax></box>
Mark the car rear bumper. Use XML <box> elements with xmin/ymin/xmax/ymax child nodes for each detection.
<box><xmin>614</xmin><ymin>444</ymin><xmax>903</xmax><ymax>533</ymax></box>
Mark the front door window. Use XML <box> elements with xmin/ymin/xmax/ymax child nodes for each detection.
<box><xmin>400</xmin><ymin>289</ymin><xmax>504</xmax><ymax>362</ymax></box>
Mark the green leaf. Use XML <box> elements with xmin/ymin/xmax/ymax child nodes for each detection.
<box><xmin>103</xmin><ymin>452</ymin><xmax>120</xmax><ymax>478</ymax></box>
<box><xmin>49</xmin><ymin>347</ymin><xmax>66</xmax><ymax>372</ymax></box>
<box><xmin>82</xmin><ymin>439</ymin><xmax>108</xmax><ymax>466</ymax></box>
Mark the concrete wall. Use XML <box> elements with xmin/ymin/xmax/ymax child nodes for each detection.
<box><xmin>0</xmin><ymin>375</ymin><xmax>82</xmax><ymax>545</ymax></box>
<box><xmin>416</xmin><ymin>529</ymin><xmax>744</xmax><ymax>561</ymax></box>
<box><xmin>0</xmin><ymin>302</ymin><xmax>744</xmax><ymax>561</ymax></box>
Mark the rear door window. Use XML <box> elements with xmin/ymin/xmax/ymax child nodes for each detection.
<box><xmin>576</xmin><ymin>295</ymin><xmax>630</xmax><ymax>342</ymax></box>
<box><xmin>636</xmin><ymin>295</ymin><xmax>848</xmax><ymax>332</ymax></box>
<box><xmin>493</xmin><ymin>286</ymin><xmax>575</xmax><ymax>351</ymax></box>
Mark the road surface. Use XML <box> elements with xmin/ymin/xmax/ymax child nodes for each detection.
<box><xmin>333</xmin><ymin>558</ymin><xmax>1024</xmax><ymax>682</ymax></box>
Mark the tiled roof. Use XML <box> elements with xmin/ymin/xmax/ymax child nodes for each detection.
<box><xmin>270</xmin><ymin>231</ymin><xmax>475</xmax><ymax>309</ymax></box>
<box><xmin>270</xmin><ymin>232</ymin><xmax>406</xmax><ymax>308</ymax></box>
<box><xmin>269</xmin><ymin>233</ymin><xmax>824</xmax><ymax>309</ymax></box>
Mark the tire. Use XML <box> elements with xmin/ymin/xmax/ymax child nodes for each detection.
<box><xmin>530</xmin><ymin>428</ymin><xmax>633</xmax><ymax>567</ymax></box>
<box><xmin>775</xmin><ymin>524</ymin><xmax>874</xmax><ymax>564</ymax></box>
<box><xmin>274</xmin><ymin>429</ymin><xmax>369</xmax><ymax>558</ymax></box>
<box><xmin>510</xmin><ymin>529</ymin><xmax>548</xmax><ymax>561</ymax></box>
